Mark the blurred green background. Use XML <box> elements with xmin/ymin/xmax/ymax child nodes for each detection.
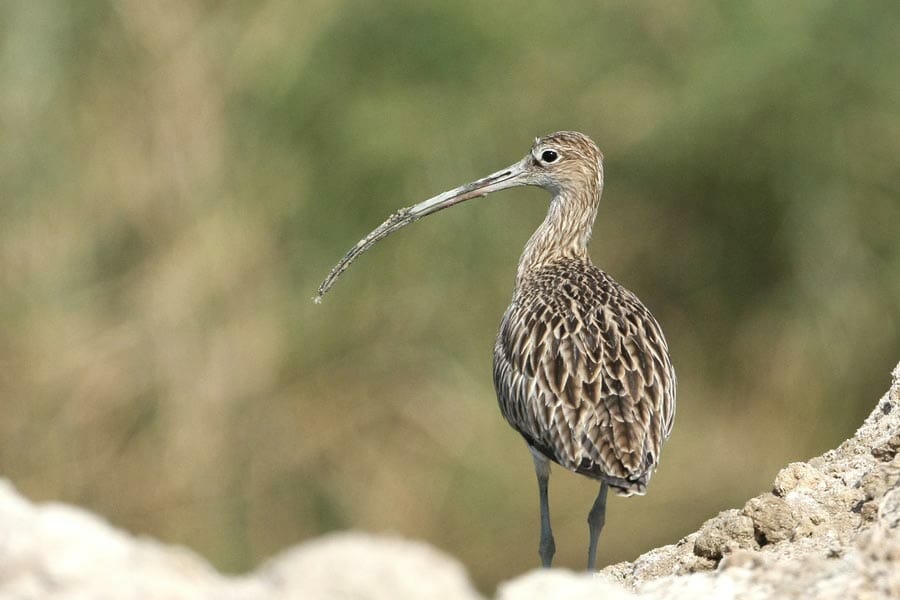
<box><xmin>2</xmin><ymin>0</ymin><xmax>899</xmax><ymax>591</ymax></box>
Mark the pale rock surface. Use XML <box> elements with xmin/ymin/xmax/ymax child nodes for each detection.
<box><xmin>0</xmin><ymin>480</ymin><xmax>263</xmax><ymax>599</ymax></box>
<box><xmin>258</xmin><ymin>532</ymin><xmax>482</xmax><ymax>600</ymax></box>
<box><xmin>1</xmin><ymin>360</ymin><xmax>898</xmax><ymax>599</ymax></box>
<box><xmin>0</xmin><ymin>485</ymin><xmax>478</xmax><ymax>600</ymax></box>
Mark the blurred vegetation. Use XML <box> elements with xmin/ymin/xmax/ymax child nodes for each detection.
<box><xmin>2</xmin><ymin>0</ymin><xmax>899</xmax><ymax>592</ymax></box>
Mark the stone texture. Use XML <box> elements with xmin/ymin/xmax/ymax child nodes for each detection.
<box><xmin>693</xmin><ymin>509</ymin><xmax>760</xmax><ymax>560</ymax></box>
<box><xmin>742</xmin><ymin>494</ymin><xmax>800</xmax><ymax>544</ymax></box>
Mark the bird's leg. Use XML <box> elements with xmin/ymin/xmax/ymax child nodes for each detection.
<box><xmin>530</xmin><ymin>448</ymin><xmax>555</xmax><ymax>568</ymax></box>
<box><xmin>586</xmin><ymin>481</ymin><xmax>609</xmax><ymax>571</ymax></box>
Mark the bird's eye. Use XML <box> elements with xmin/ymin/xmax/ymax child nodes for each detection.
<box><xmin>541</xmin><ymin>149</ymin><xmax>559</xmax><ymax>163</ymax></box>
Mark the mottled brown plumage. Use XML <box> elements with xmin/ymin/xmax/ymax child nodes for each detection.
<box><xmin>316</xmin><ymin>131</ymin><xmax>676</xmax><ymax>571</ymax></box>
<box><xmin>494</xmin><ymin>258</ymin><xmax>675</xmax><ymax>495</ymax></box>
<box><xmin>492</xmin><ymin>133</ymin><xmax>675</xmax><ymax>498</ymax></box>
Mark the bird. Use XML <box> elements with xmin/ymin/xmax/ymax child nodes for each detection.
<box><xmin>316</xmin><ymin>131</ymin><xmax>676</xmax><ymax>571</ymax></box>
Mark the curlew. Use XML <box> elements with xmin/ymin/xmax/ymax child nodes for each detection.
<box><xmin>316</xmin><ymin>131</ymin><xmax>676</xmax><ymax>570</ymax></box>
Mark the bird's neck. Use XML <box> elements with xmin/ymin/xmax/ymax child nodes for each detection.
<box><xmin>516</xmin><ymin>190</ymin><xmax>600</xmax><ymax>285</ymax></box>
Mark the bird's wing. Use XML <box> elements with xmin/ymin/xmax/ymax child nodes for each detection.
<box><xmin>493</xmin><ymin>271</ymin><xmax>675</xmax><ymax>494</ymax></box>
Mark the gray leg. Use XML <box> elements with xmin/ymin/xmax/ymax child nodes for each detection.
<box><xmin>530</xmin><ymin>447</ymin><xmax>555</xmax><ymax>568</ymax></box>
<box><xmin>586</xmin><ymin>481</ymin><xmax>609</xmax><ymax>571</ymax></box>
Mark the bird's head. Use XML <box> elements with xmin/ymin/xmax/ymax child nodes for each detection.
<box><xmin>408</xmin><ymin>131</ymin><xmax>604</xmax><ymax>218</ymax></box>
<box><xmin>520</xmin><ymin>131</ymin><xmax>605</xmax><ymax>197</ymax></box>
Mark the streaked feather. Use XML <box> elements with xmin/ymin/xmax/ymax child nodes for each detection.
<box><xmin>493</xmin><ymin>258</ymin><xmax>675</xmax><ymax>496</ymax></box>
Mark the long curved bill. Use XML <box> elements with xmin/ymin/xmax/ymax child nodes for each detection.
<box><xmin>314</xmin><ymin>157</ymin><xmax>528</xmax><ymax>303</ymax></box>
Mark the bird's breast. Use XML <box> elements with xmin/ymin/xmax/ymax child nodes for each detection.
<box><xmin>492</xmin><ymin>259</ymin><xmax>676</xmax><ymax>493</ymax></box>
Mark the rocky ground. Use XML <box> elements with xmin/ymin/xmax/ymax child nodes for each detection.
<box><xmin>1</xmin><ymin>361</ymin><xmax>898</xmax><ymax>599</ymax></box>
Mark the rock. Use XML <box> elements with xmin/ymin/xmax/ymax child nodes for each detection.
<box><xmin>742</xmin><ymin>494</ymin><xmax>800</xmax><ymax>544</ymax></box>
<box><xmin>259</xmin><ymin>532</ymin><xmax>482</xmax><ymax>600</ymax></box>
<box><xmin>0</xmin><ymin>360</ymin><xmax>898</xmax><ymax>599</ymax></box>
<box><xmin>0</xmin><ymin>479</ymin><xmax>259</xmax><ymax>599</ymax></box>
<box><xmin>857</xmin><ymin>456</ymin><xmax>900</xmax><ymax>521</ymax></box>
<box><xmin>871</xmin><ymin>433</ymin><xmax>900</xmax><ymax>462</ymax></box>
<box><xmin>693</xmin><ymin>509</ymin><xmax>759</xmax><ymax>560</ymax></box>
<box><xmin>772</xmin><ymin>461</ymin><xmax>827</xmax><ymax>497</ymax></box>
<box><xmin>0</xmin><ymin>482</ymin><xmax>478</xmax><ymax>600</ymax></box>
<box><xmin>496</xmin><ymin>570</ymin><xmax>635</xmax><ymax>600</ymax></box>
<box><xmin>603</xmin><ymin>534</ymin><xmax>715</xmax><ymax>587</ymax></box>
